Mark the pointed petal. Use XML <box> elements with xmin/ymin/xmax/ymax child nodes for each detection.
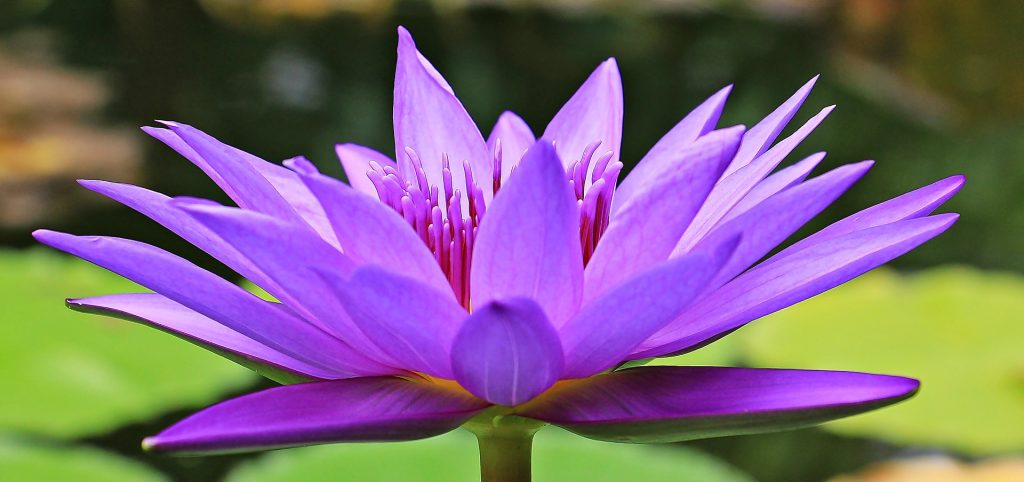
<box><xmin>614</xmin><ymin>85</ymin><xmax>731</xmax><ymax>211</ymax></box>
<box><xmin>171</xmin><ymin>201</ymin><xmax>372</xmax><ymax>343</ymax></box>
<box><xmin>584</xmin><ymin>127</ymin><xmax>743</xmax><ymax>302</ymax></box>
<box><xmin>393</xmin><ymin>27</ymin><xmax>490</xmax><ymax>209</ymax></box>
<box><xmin>144</xmin><ymin>377</ymin><xmax>489</xmax><ymax>455</ymax></box>
<box><xmin>518</xmin><ymin>366</ymin><xmax>917</xmax><ymax>443</ymax></box>
<box><xmin>32</xmin><ymin>230</ymin><xmax>390</xmax><ymax>376</ymax></box>
<box><xmin>771</xmin><ymin>175</ymin><xmax>965</xmax><ymax>260</ymax></box>
<box><xmin>635</xmin><ymin>214</ymin><xmax>959</xmax><ymax>358</ymax></box>
<box><xmin>77</xmin><ymin>180</ymin><xmax>282</xmax><ymax>294</ymax></box>
<box><xmin>288</xmin><ymin>158</ymin><xmax>450</xmax><ymax>294</ymax></box>
<box><xmin>328</xmin><ymin>266</ymin><xmax>467</xmax><ymax>378</ymax></box>
<box><xmin>451</xmin><ymin>298</ymin><xmax>562</xmax><ymax>406</ymax></box>
<box><xmin>561</xmin><ymin>239</ymin><xmax>737</xmax><ymax>379</ymax></box>
<box><xmin>693</xmin><ymin>160</ymin><xmax>873</xmax><ymax>290</ymax></box>
<box><xmin>471</xmin><ymin>141</ymin><xmax>582</xmax><ymax>326</ymax></box>
<box><xmin>542</xmin><ymin>58</ymin><xmax>623</xmax><ymax>171</ymax></box>
<box><xmin>723</xmin><ymin>76</ymin><xmax>818</xmax><ymax>176</ymax></box>
<box><xmin>336</xmin><ymin>143</ymin><xmax>396</xmax><ymax>199</ymax></box>
<box><xmin>721</xmin><ymin>152</ymin><xmax>825</xmax><ymax>223</ymax></box>
<box><xmin>144</xmin><ymin>125</ymin><xmax>339</xmax><ymax>246</ymax></box>
<box><xmin>674</xmin><ymin>105</ymin><xmax>835</xmax><ymax>254</ymax></box>
<box><xmin>68</xmin><ymin>294</ymin><xmax>338</xmax><ymax>382</ymax></box>
<box><xmin>486</xmin><ymin>111</ymin><xmax>536</xmax><ymax>182</ymax></box>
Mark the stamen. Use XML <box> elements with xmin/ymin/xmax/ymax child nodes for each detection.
<box><xmin>369</xmin><ymin>140</ymin><xmax>620</xmax><ymax>308</ymax></box>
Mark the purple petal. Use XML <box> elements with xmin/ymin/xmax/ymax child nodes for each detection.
<box><xmin>327</xmin><ymin>266</ymin><xmax>467</xmax><ymax>379</ymax></box>
<box><xmin>77</xmin><ymin>180</ymin><xmax>282</xmax><ymax>295</ymax></box>
<box><xmin>584</xmin><ymin>127</ymin><xmax>743</xmax><ymax>301</ymax></box>
<box><xmin>68</xmin><ymin>294</ymin><xmax>340</xmax><ymax>382</ymax></box>
<box><xmin>486</xmin><ymin>111</ymin><xmax>536</xmax><ymax>182</ymax></box>
<box><xmin>144</xmin><ymin>377</ymin><xmax>489</xmax><ymax>454</ymax></box>
<box><xmin>635</xmin><ymin>213</ymin><xmax>959</xmax><ymax>358</ymax></box>
<box><xmin>393</xmin><ymin>27</ymin><xmax>490</xmax><ymax>209</ymax></box>
<box><xmin>450</xmin><ymin>298</ymin><xmax>562</xmax><ymax>406</ymax></box>
<box><xmin>723</xmin><ymin>76</ymin><xmax>818</xmax><ymax>177</ymax></box>
<box><xmin>542</xmin><ymin>58</ymin><xmax>623</xmax><ymax>171</ymax></box>
<box><xmin>172</xmin><ymin>201</ymin><xmax>386</xmax><ymax>354</ymax></box>
<box><xmin>613</xmin><ymin>85</ymin><xmax>731</xmax><ymax>211</ymax></box>
<box><xmin>674</xmin><ymin>105</ymin><xmax>835</xmax><ymax>254</ymax></box>
<box><xmin>32</xmin><ymin>230</ymin><xmax>391</xmax><ymax>377</ymax></box>
<box><xmin>144</xmin><ymin>125</ymin><xmax>340</xmax><ymax>247</ymax></box>
<box><xmin>770</xmin><ymin>175</ymin><xmax>966</xmax><ymax>261</ymax></box>
<box><xmin>561</xmin><ymin>239</ymin><xmax>738</xmax><ymax>379</ymax></box>
<box><xmin>518</xmin><ymin>366</ymin><xmax>918</xmax><ymax>443</ymax></box>
<box><xmin>335</xmin><ymin>143</ymin><xmax>397</xmax><ymax>199</ymax></box>
<box><xmin>288</xmin><ymin>158</ymin><xmax>451</xmax><ymax>295</ymax></box>
<box><xmin>721</xmin><ymin>152</ymin><xmax>825</xmax><ymax>223</ymax></box>
<box><xmin>471</xmin><ymin>140</ymin><xmax>583</xmax><ymax>326</ymax></box>
<box><xmin>692</xmin><ymin>160</ymin><xmax>874</xmax><ymax>290</ymax></box>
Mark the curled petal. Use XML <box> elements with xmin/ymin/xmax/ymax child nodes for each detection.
<box><xmin>518</xmin><ymin>366</ymin><xmax>918</xmax><ymax>443</ymax></box>
<box><xmin>451</xmin><ymin>298</ymin><xmax>562</xmax><ymax>406</ymax></box>
<box><xmin>144</xmin><ymin>377</ymin><xmax>489</xmax><ymax>455</ymax></box>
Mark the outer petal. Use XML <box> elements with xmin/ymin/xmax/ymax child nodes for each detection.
<box><xmin>770</xmin><ymin>175</ymin><xmax>965</xmax><ymax>260</ymax></box>
<box><xmin>721</xmin><ymin>152</ymin><xmax>825</xmax><ymax>223</ymax></box>
<box><xmin>486</xmin><ymin>111</ymin><xmax>536</xmax><ymax>182</ymax></box>
<box><xmin>393</xmin><ymin>27</ymin><xmax>490</xmax><ymax>210</ymax></box>
<box><xmin>68</xmin><ymin>294</ymin><xmax>338</xmax><ymax>383</ymax></box>
<box><xmin>723</xmin><ymin>76</ymin><xmax>818</xmax><ymax>177</ymax></box>
<box><xmin>77</xmin><ymin>180</ymin><xmax>281</xmax><ymax>296</ymax></box>
<box><xmin>471</xmin><ymin>141</ymin><xmax>582</xmax><ymax>326</ymax></box>
<box><xmin>674</xmin><ymin>105</ymin><xmax>835</xmax><ymax>254</ymax></box>
<box><xmin>336</xmin><ymin>143</ymin><xmax>396</xmax><ymax>199</ymax></box>
<box><xmin>287</xmin><ymin>157</ymin><xmax>450</xmax><ymax>294</ymax></box>
<box><xmin>143</xmin><ymin>377</ymin><xmax>489</xmax><ymax>455</ymax></box>
<box><xmin>635</xmin><ymin>213</ymin><xmax>959</xmax><ymax>358</ymax></box>
<box><xmin>583</xmin><ymin>127</ymin><xmax>743</xmax><ymax>301</ymax></box>
<box><xmin>542</xmin><ymin>58</ymin><xmax>623</xmax><ymax>172</ymax></box>
<box><xmin>172</xmin><ymin>201</ymin><xmax>386</xmax><ymax>356</ymax></box>
<box><xmin>613</xmin><ymin>85</ymin><xmax>731</xmax><ymax>211</ymax></box>
<box><xmin>692</xmin><ymin>160</ymin><xmax>873</xmax><ymax>290</ymax></box>
<box><xmin>451</xmin><ymin>299</ymin><xmax>562</xmax><ymax>406</ymax></box>
<box><xmin>518</xmin><ymin>366</ymin><xmax>918</xmax><ymax>443</ymax></box>
<box><xmin>145</xmin><ymin>123</ymin><xmax>338</xmax><ymax>244</ymax></box>
<box><xmin>31</xmin><ymin>230</ymin><xmax>390</xmax><ymax>377</ymax></box>
<box><xmin>327</xmin><ymin>266</ymin><xmax>466</xmax><ymax>379</ymax></box>
<box><xmin>561</xmin><ymin>238</ymin><xmax>738</xmax><ymax>379</ymax></box>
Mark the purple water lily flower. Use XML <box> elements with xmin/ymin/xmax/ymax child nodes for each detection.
<box><xmin>35</xmin><ymin>27</ymin><xmax>960</xmax><ymax>480</ymax></box>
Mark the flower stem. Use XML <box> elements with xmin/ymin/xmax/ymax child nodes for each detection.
<box><xmin>465</xmin><ymin>409</ymin><xmax>546</xmax><ymax>482</ymax></box>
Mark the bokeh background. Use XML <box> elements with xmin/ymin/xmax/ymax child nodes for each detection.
<box><xmin>1</xmin><ymin>0</ymin><xmax>1022</xmax><ymax>481</ymax></box>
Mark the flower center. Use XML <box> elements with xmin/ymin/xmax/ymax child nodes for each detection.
<box><xmin>367</xmin><ymin>140</ymin><xmax>622</xmax><ymax>308</ymax></box>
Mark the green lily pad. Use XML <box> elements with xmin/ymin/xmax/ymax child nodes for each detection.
<box><xmin>0</xmin><ymin>249</ymin><xmax>254</xmax><ymax>439</ymax></box>
<box><xmin>0</xmin><ymin>436</ymin><xmax>167</xmax><ymax>482</ymax></box>
<box><xmin>739</xmin><ymin>267</ymin><xmax>1024</xmax><ymax>455</ymax></box>
<box><xmin>225</xmin><ymin>428</ymin><xmax>753</xmax><ymax>482</ymax></box>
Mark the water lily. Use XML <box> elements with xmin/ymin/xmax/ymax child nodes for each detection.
<box><xmin>34</xmin><ymin>27</ymin><xmax>961</xmax><ymax>481</ymax></box>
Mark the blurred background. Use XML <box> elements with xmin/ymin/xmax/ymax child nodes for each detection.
<box><xmin>1</xmin><ymin>0</ymin><xmax>1022</xmax><ymax>481</ymax></box>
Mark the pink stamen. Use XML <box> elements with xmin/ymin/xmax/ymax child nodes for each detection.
<box><xmin>371</xmin><ymin>141</ymin><xmax>620</xmax><ymax>308</ymax></box>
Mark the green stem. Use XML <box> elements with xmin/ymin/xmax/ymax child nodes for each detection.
<box><xmin>465</xmin><ymin>409</ymin><xmax>546</xmax><ymax>482</ymax></box>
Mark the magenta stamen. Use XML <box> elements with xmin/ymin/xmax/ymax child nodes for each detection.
<box><xmin>369</xmin><ymin>140</ymin><xmax>618</xmax><ymax>308</ymax></box>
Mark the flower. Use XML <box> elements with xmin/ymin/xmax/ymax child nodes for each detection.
<box><xmin>35</xmin><ymin>25</ymin><xmax>961</xmax><ymax>463</ymax></box>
